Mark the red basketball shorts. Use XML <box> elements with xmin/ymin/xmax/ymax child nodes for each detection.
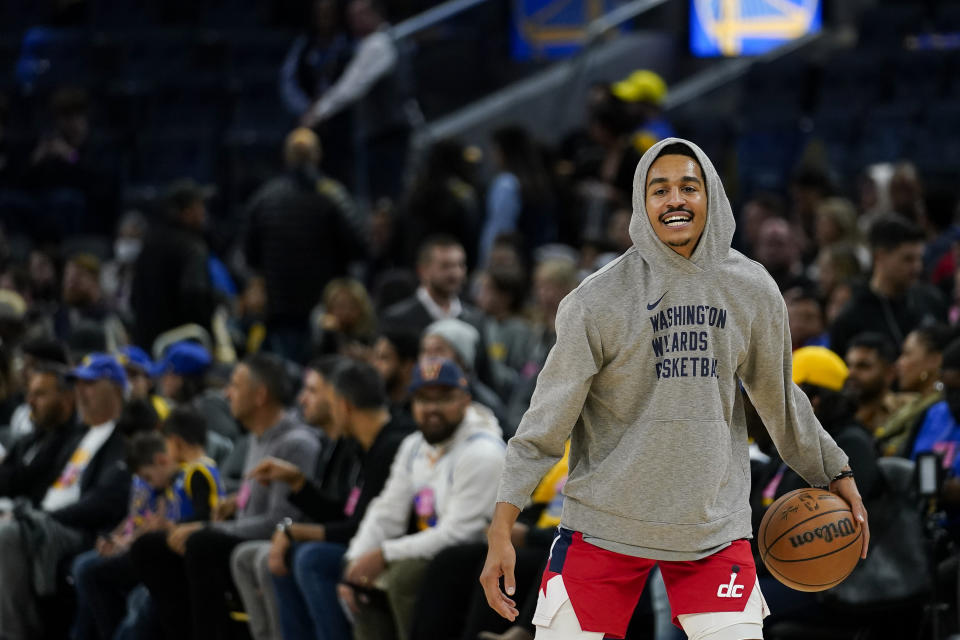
<box><xmin>534</xmin><ymin>528</ymin><xmax>761</xmax><ymax>639</ymax></box>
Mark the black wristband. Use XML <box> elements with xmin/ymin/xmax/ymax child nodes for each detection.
<box><xmin>832</xmin><ymin>469</ymin><xmax>855</xmax><ymax>482</ymax></box>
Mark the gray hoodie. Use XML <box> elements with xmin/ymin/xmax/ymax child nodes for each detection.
<box><xmin>497</xmin><ymin>137</ymin><xmax>849</xmax><ymax>560</ymax></box>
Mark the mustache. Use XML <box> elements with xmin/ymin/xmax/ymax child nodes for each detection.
<box><xmin>658</xmin><ymin>207</ymin><xmax>695</xmax><ymax>223</ymax></box>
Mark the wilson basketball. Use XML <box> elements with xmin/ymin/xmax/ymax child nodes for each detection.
<box><xmin>758</xmin><ymin>488</ymin><xmax>862</xmax><ymax>592</ymax></box>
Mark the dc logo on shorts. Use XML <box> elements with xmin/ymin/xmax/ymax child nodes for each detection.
<box><xmin>716</xmin><ymin>565</ymin><xmax>743</xmax><ymax>598</ymax></box>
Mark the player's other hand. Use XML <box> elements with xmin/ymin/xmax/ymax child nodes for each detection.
<box><xmin>830</xmin><ymin>472</ymin><xmax>869</xmax><ymax>559</ymax></box>
<box><xmin>480</xmin><ymin>533</ymin><xmax>519</xmax><ymax>621</ymax></box>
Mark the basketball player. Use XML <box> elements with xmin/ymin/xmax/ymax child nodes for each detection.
<box><xmin>480</xmin><ymin>138</ymin><xmax>870</xmax><ymax>640</ymax></box>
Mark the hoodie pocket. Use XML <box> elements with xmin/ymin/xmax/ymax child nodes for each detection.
<box><xmin>565</xmin><ymin>419</ymin><xmax>745</xmax><ymax>525</ymax></box>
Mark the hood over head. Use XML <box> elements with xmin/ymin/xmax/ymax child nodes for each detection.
<box><xmin>629</xmin><ymin>137</ymin><xmax>736</xmax><ymax>274</ymax></box>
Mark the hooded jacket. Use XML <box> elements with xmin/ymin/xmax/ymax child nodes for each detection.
<box><xmin>347</xmin><ymin>402</ymin><xmax>505</xmax><ymax>562</ymax></box>
<box><xmin>497</xmin><ymin>138</ymin><xmax>849</xmax><ymax>560</ymax></box>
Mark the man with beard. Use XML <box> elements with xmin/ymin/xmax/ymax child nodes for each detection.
<box><xmin>342</xmin><ymin>358</ymin><xmax>505</xmax><ymax>640</ymax></box>
<box><xmin>480</xmin><ymin>139</ymin><xmax>868</xmax><ymax>640</ymax></box>
<box><xmin>54</xmin><ymin>254</ymin><xmax>127</xmax><ymax>353</ymax></box>
<box><xmin>844</xmin><ymin>332</ymin><xmax>913</xmax><ymax>433</ymax></box>
<box><xmin>234</xmin><ymin>358</ymin><xmax>413</xmax><ymax>640</ymax></box>
<box><xmin>0</xmin><ymin>365</ymin><xmax>80</xmax><ymax>506</ymax></box>
<box><xmin>371</xmin><ymin>328</ymin><xmax>419</xmax><ymax>414</ymax></box>
<box><xmin>381</xmin><ymin>236</ymin><xmax>493</xmax><ymax>386</ymax></box>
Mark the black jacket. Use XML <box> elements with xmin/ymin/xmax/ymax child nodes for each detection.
<box><xmin>380</xmin><ymin>295</ymin><xmax>495</xmax><ymax>391</ymax></box>
<box><xmin>49</xmin><ymin>426</ymin><xmax>131</xmax><ymax>537</ymax></box>
<box><xmin>830</xmin><ymin>282</ymin><xmax>947</xmax><ymax>357</ymax></box>
<box><xmin>244</xmin><ymin>171</ymin><xmax>366</xmax><ymax>327</ymax></box>
<box><xmin>131</xmin><ymin>222</ymin><xmax>214</xmax><ymax>348</ymax></box>
<box><xmin>288</xmin><ymin>415</ymin><xmax>413</xmax><ymax>544</ymax></box>
<box><xmin>0</xmin><ymin>415</ymin><xmax>82</xmax><ymax>506</ymax></box>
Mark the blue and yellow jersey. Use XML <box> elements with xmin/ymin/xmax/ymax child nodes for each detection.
<box><xmin>126</xmin><ymin>475</ymin><xmax>159</xmax><ymax>534</ymax></box>
<box><xmin>165</xmin><ymin>457</ymin><xmax>225</xmax><ymax>522</ymax></box>
<box><xmin>532</xmin><ymin>441</ymin><xmax>570</xmax><ymax>529</ymax></box>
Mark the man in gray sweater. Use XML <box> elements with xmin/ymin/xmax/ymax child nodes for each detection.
<box><xmin>131</xmin><ymin>353</ymin><xmax>321</xmax><ymax>640</ymax></box>
<box><xmin>480</xmin><ymin>138</ymin><xmax>870</xmax><ymax>640</ymax></box>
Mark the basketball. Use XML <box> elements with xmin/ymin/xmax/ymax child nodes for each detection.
<box><xmin>758</xmin><ymin>488</ymin><xmax>863</xmax><ymax>592</ymax></box>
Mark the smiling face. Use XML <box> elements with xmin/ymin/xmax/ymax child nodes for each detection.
<box><xmin>644</xmin><ymin>154</ymin><xmax>708</xmax><ymax>259</ymax></box>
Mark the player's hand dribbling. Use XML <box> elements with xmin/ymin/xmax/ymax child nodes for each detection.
<box><xmin>480</xmin><ymin>531</ymin><xmax>520</xmax><ymax>621</ymax></box>
<box><xmin>829</xmin><ymin>470</ymin><xmax>870</xmax><ymax>559</ymax></box>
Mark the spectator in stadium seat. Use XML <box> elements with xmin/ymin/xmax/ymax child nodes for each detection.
<box><xmin>0</xmin><ymin>355</ymin><xmax>130</xmax><ymax>639</ymax></box>
<box><xmin>243</xmin><ymin>127</ymin><xmax>366</xmax><ymax>364</ymax></box>
<box><xmin>573</xmin><ymin>86</ymin><xmax>641</xmax><ymax>207</ymax></box>
<box><xmin>475</xmin><ymin>266</ymin><xmax>534</xmax><ymax>399</ymax></box>
<box><xmin>506</xmin><ymin>258</ymin><xmax>577</xmax><ymax>428</ymax></box>
<box><xmin>844</xmin><ymin>332</ymin><xmax>914</xmax><ymax>434</ymax></box>
<box><xmin>340</xmin><ymin>358</ymin><xmax>504</xmax><ymax>640</ymax></box>
<box><xmin>0</xmin><ymin>365</ymin><xmax>80</xmax><ymax>505</ymax></box>
<box><xmin>20</xmin><ymin>87</ymin><xmax>117</xmax><ymax>237</ymax></box>
<box><xmin>301</xmin><ymin>0</ymin><xmax>417</xmax><ymax>199</ymax></box>
<box><xmin>753</xmin><ymin>217</ymin><xmax>812</xmax><ymax>291</ymax></box>
<box><xmin>131</xmin><ymin>179</ymin><xmax>215</xmax><ymax>350</ymax></box>
<box><xmin>131</xmin><ymin>354</ymin><xmax>321</xmax><ymax>640</ymax></box>
<box><xmin>72</xmin><ymin>407</ymin><xmax>224</xmax><ymax>640</ymax></box>
<box><xmin>54</xmin><ymin>253</ymin><xmax>127</xmax><ymax>352</ymax></box>
<box><xmin>233</xmin><ymin>358</ymin><xmax>412</xmax><ymax>640</ymax></box>
<box><xmin>381</xmin><ymin>236</ymin><xmax>490</xmax><ymax>380</ymax></box>
<box><xmin>908</xmin><ymin>339</ymin><xmax>960</xmax><ymax>525</ymax></box>
<box><xmin>830</xmin><ymin>215</ymin><xmax>947</xmax><ymax>357</ymax></box>
<box><xmin>154</xmin><ymin>340</ymin><xmax>239</xmax><ymax>445</ymax></box>
<box><xmin>371</xmin><ymin>328</ymin><xmax>420</xmax><ymax>413</ymax></box>
<box><xmin>738</xmin><ymin>191</ymin><xmax>785</xmax><ymax>257</ymax></box>
<box><xmin>784</xmin><ymin>286</ymin><xmax>829</xmax><ymax>351</ymax></box>
<box><xmin>400</xmin><ymin>138</ymin><xmax>481</xmax><ymax>268</ymax></box>
<box><xmin>422</xmin><ymin>318</ymin><xmax>510</xmax><ymax>434</ymax></box>
<box><xmin>311</xmin><ymin>278</ymin><xmax>377</xmax><ymax>358</ymax></box>
<box><xmin>4</xmin><ymin>337</ymin><xmax>71</xmax><ymax>444</ymax></box>
<box><xmin>920</xmin><ymin>186</ymin><xmax>960</xmax><ymax>285</ymax></box>
<box><xmin>814</xmin><ymin>244</ymin><xmax>863</xmax><ymax>305</ymax></box>
<box><xmin>889</xmin><ymin>161</ymin><xmax>924</xmax><ymax>222</ymax></box>
<box><xmin>116</xmin><ymin>344</ymin><xmax>169</xmax><ymax>418</ymax></box>
<box><xmin>479</xmin><ymin>127</ymin><xmax>557</xmax><ymax>268</ymax></box>
<box><xmin>814</xmin><ymin>197</ymin><xmax>868</xmax><ymax>268</ymax></box>
<box><xmin>280</xmin><ymin>0</ymin><xmax>354</xmax><ymax>187</ymax></box>
<box><xmin>101</xmin><ymin>210</ymin><xmax>148</xmax><ymax>320</ymax></box>
<box><xmin>788</xmin><ymin>164</ymin><xmax>832</xmax><ymax>262</ymax></box>
<box><xmin>876</xmin><ymin>325</ymin><xmax>954</xmax><ymax>457</ymax></box>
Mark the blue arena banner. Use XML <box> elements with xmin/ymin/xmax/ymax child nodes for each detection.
<box><xmin>690</xmin><ymin>0</ymin><xmax>822</xmax><ymax>57</ymax></box>
<box><xmin>511</xmin><ymin>0</ymin><xmax>627</xmax><ymax>61</ymax></box>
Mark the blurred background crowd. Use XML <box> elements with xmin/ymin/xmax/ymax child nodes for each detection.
<box><xmin>1</xmin><ymin>0</ymin><xmax>960</xmax><ymax>639</ymax></box>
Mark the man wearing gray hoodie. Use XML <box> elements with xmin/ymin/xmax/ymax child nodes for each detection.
<box><xmin>480</xmin><ymin>138</ymin><xmax>870</xmax><ymax>640</ymax></box>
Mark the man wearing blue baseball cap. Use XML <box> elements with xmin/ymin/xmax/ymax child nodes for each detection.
<box><xmin>152</xmin><ymin>340</ymin><xmax>239</xmax><ymax>442</ymax></box>
<box><xmin>339</xmin><ymin>357</ymin><xmax>506</xmax><ymax>640</ymax></box>
<box><xmin>0</xmin><ymin>353</ymin><xmax>130</xmax><ymax>639</ymax></box>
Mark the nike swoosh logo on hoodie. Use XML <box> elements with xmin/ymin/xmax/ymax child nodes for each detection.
<box><xmin>647</xmin><ymin>292</ymin><xmax>668</xmax><ymax>310</ymax></box>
